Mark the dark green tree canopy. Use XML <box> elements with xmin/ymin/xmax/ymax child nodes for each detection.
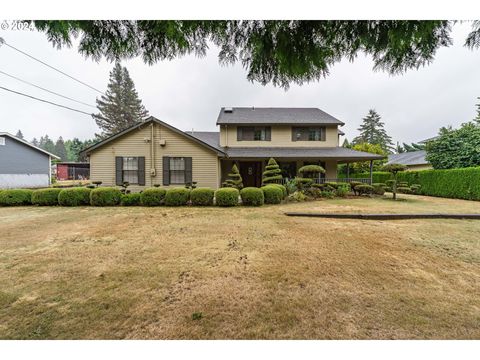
<box><xmin>54</xmin><ymin>136</ymin><xmax>68</xmax><ymax>161</ymax></box>
<box><xmin>353</xmin><ymin>109</ymin><xmax>394</xmax><ymax>152</ymax></box>
<box><xmin>29</xmin><ymin>20</ymin><xmax>480</xmax><ymax>88</ymax></box>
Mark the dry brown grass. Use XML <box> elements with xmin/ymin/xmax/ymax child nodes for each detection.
<box><xmin>0</xmin><ymin>195</ymin><xmax>479</xmax><ymax>339</ymax></box>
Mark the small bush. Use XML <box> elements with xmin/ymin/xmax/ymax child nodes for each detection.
<box><xmin>288</xmin><ymin>191</ymin><xmax>306</xmax><ymax>202</ymax></box>
<box><xmin>269</xmin><ymin>183</ymin><xmax>287</xmax><ymax>198</ymax></box>
<box><xmin>141</xmin><ymin>188</ymin><xmax>166</xmax><ymax>206</ymax></box>
<box><xmin>355</xmin><ymin>184</ymin><xmax>374</xmax><ymax>195</ymax></box>
<box><xmin>262</xmin><ymin>185</ymin><xmax>283</xmax><ymax>204</ymax></box>
<box><xmin>397</xmin><ymin>186</ymin><xmax>413</xmax><ymax>194</ymax></box>
<box><xmin>165</xmin><ymin>188</ymin><xmax>190</xmax><ymax>206</ymax></box>
<box><xmin>305</xmin><ymin>187</ymin><xmax>323</xmax><ymax>199</ymax></box>
<box><xmin>336</xmin><ymin>183</ymin><xmax>350</xmax><ymax>197</ymax></box>
<box><xmin>31</xmin><ymin>188</ymin><xmax>62</xmax><ymax>206</ymax></box>
<box><xmin>58</xmin><ymin>187</ymin><xmax>91</xmax><ymax>206</ymax></box>
<box><xmin>0</xmin><ymin>189</ymin><xmax>33</xmax><ymax>206</ymax></box>
<box><xmin>321</xmin><ymin>190</ymin><xmax>335</xmax><ymax>199</ymax></box>
<box><xmin>372</xmin><ymin>184</ymin><xmax>386</xmax><ymax>195</ymax></box>
<box><xmin>240</xmin><ymin>187</ymin><xmax>264</xmax><ymax>206</ymax></box>
<box><xmin>215</xmin><ymin>188</ymin><xmax>239</xmax><ymax>207</ymax></box>
<box><xmin>90</xmin><ymin>187</ymin><xmax>122</xmax><ymax>206</ymax></box>
<box><xmin>121</xmin><ymin>193</ymin><xmax>142</xmax><ymax>206</ymax></box>
<box><xmin>325</xmin><ymin>182</ymin><xmax>339</xmax><ymax>189</ymax></box>
<box><xmin>385</xmin><ymin>180</ymin><xmax>396</xmax><ymax>187</ymax></box>
<box><xmin>190</xmin><ymin>188</ymin><xmax>214</xmax><ymax>206</ymax></box>
<box><xmin>311</xmin><ymin>183</ymin><xmax>326</xmax><ymax>190</ymax></box>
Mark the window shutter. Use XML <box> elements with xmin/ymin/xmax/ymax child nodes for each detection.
<box><xmin>237</xmin><ymin>127</ymin><xmax>243</xmax><ymax>141</ymax></box>
<box><xmin>185</xmin><ymin>157</ymin><xmax>192</xmax><ymax>184</ymax></box>
<box><xmin>321</xmin><ymin>127</ymin><xmax>326</xmax><ymax>141</ymax></box>
<box><xmin>115</xmin><ymin>157</ymin><xmax>123</xmax><ymax>185</ymax></box>
<box><xmin>138</xmin><ymin>157</ymin><xmax>145</xmax><ymax>185</ymax></box>
<box><xmin>265</xmin><ymin>127</ymin><xmax>271</xmax><ymax>141</ymax></box>
<box><xmin>163</xmin><ymin>156</ymin><xmax>170</xmax><ymax>185</ymax></box>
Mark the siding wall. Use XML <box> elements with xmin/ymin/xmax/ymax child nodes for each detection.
<box><xmin>219</xmin><ymin>125</ymin><xmax>339</xmax><ymax>147</ymax></box>
<box><xmin>89</xmin><ymin>122</ymin><xmax>220</xmax><ymax>191</ymax></box>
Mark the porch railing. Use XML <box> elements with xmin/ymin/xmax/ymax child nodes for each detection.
<box><xmin>272</xmin><ymin>177</ymin><xmax>372</xmax><ymax>185</ymax></box>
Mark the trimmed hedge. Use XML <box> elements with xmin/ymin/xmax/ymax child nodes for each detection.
<box><xmin>215</xmin><ymin>188</ymin><xmax>239</xmax><ymax>207</ymax></box>
<box><xmin>262</xmin><ymin>185</ymin><xmax>283</xmax><ymax>204</ymax></box>
<box><xmin>141</xmin><ymin>188</ymin><xmax>166</xmax><ymax>206</ymax></box>
<box><xmin>270</xmin><ymin>183</ymin><xmax>287</xmax><ymax>198</ymax></box>
<box><xmin>58</xmin><ymin>187</ymin><xmax>91</xmax><ymax>206</ymax></box>
<box><xmin>340</xmin><ymin>171</ymin><xmax>392</xmax><ymax>184</ymax></box>
<box><xmin>190</xmin><ymin>188</ymin><xmax>214</xmax><ymax>206</ymax></box>
<box><xmin>0</xmin><ymin>189</ymin><xmax>33</xmax><ymax>206</ymax></box>
<box><xmin>165</xmin><ymin>188</ymin><xmax>190</xmax><ymax>206</ymax></box>
<box><xmin>90</xmin><ymin>187</ymin><xmax>122</xmax><ymax>206</ymax></box>
<box><xmin>121</xmin><ymin>193</ymin><xmax>142</xmax><ymax>206</ymax></box>
<box><xmin>355</xmin><ymin>184</ymin><xmax>374</xmax><ymax>195</ymax></box>
<box><xmin>240</xmin><ymin>187</ymin><xmax>264</xmax><ymax>206</ymax></box>
<box><xmin>31</xmin><ymin>188</ymin><xmax>62</xmax><ymax>206</ymax></box>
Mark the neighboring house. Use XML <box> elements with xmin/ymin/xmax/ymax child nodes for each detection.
<box><xmin>386</xmin><ymin>150</ymin><xmax>432</xmax><ymax>171</ymax></box>
<box><xmin>83</xmin><ymin>107</ymin><xmax>384</xmax><ymax>191</ymax></box>
<box><xmin>56</xmin><ymin>162</ymin><xmax>90</xmax><ymax>181</ymax></box>
<box><xmin>0</xmin><ymin>132</ymin><xmax>59</xmax><ymax>189</ymax></box>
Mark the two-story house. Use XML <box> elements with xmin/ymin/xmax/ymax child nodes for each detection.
<box><xmin>84</xmin><ymin>107</ymin><xmax>383</xmax><ymax>190</ymax></box>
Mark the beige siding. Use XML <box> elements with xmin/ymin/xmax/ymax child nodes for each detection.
<box><xmin>219</xmin><ymin>125</ymin><xmax>339</xmax><ymax>147</ymax></box>
<box><xmin>89</xmin><ymin>122</ymin><xmax>219</xmax><ymax>191</ymax></box>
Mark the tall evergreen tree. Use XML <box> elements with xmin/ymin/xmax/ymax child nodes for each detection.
<box><xmin>353</xmin><ymin>109</ymin><xmax>394</xmax><ymax>153</ymax></box>
<box><xmin>31</xmin><ymin>137</ymin><xmax>39</xmax><ymax>147</ymax></box>
<box><xmin>94</xmin><ymin>62</ymin><xmax>149</xmax><ymax>138</ymax></box>
<box><xmin>15</xmin><ymin>130</ymin><xmax>24</xmax><ymax>139</ymax></box>
<box><xmin>39</xmin><ymin>135</ymin><xmax>56</xmax><ymax>154</ymax></box>
<box><xmin>342</xmin><ymin>138</ymin><xmax>351</xmax><ymax>148</ymax></box>
<box><xmin>54</xmin><ymin>136</ymin><xmax>68</xmax><ymax>161</ymax></box>
<box><xmin>474</xmin><ymin>96</ymin><xmax>480</xmax><ymax>124</ymax></box>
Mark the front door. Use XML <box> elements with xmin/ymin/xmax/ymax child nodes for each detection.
<box><xmin>239</xmin><ymin>161</ymin><xmax>262</xmax><ymax>187</ymax></box>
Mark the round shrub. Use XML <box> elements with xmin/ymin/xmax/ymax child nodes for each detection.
<box><xmin>90</xmin><ymin>187</ymin><xmax>122</xmax><ymax>206</ymax></box>
<box><xmin>165</xmin><ymin>188</ymin><xmax>190</xmax><ymax>206</ymax></box>
<box><xmin>355</xmin><ymin>184</ymin><xmax>374</xmax><ymax>195</ymax></box>
<box><xmin>215</xmin><ymin>188</ymin><xmax>239</xmax><ymax>207</ymax></box>
<box><xmin>58</xmin><ymin>187</ymin><xmax>91</xmax><ymax>206</ymax></box>
<box><xmin>261</xmin><ymin>185</ymin><xmax>283</xmax><ymax>204</ymax></box>
<box><xmin>397</xmin><ymin>186</ymin><xmax>413</xmax><ymax>194</ymax></box>
<box><xmin>31</xmin><ymin>188</ymin><xmax>62</xmax><ymax>206</ymax></box>
<box><xmin>191</xmin><ymin>187</ymin><xmax>214</xmax><ymax>206</ymax></box>
<box><xmin>141</xmin><ymin>187</ymin><xmax>166</xmax><ymax>206</ymax></box>
<box><xmin>0</xmin><ymin>189</ymin><xmax>33</xmax><ymax>206</ymax></box>
<box><xmin>372</xmin><ymin>184</ymin><xmax>386</xmax><ymax>195</ymax></box>
<box><xmin>240</xmin><ymin>187</ymin><xmax>264</xmax><ymax>206</ymax></box>
<box><xmin>269</xmin><ymin>183</ymin><xmax>287</xmax><ymax>198</ymax></box>
<box><xmin>121</xmin><ymin>193</ymin><xmax>142</xmax><ymax>206</ymax></box>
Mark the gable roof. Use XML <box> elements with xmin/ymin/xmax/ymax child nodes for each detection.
<box><xmin>0</xmin><ymin>132</ymin><xmax>60</xmax><ymax>159</ymax></box>
<box><xmin>386</xmin><ymin>150</ymin><xmax>429</xmax><ymax>166</ymax></box>
<box><xmin>185</xmin><ymin>131</ymin><xmax>222</xmax><ymax>151</ymax></box>
<box><xmin>82</xmin><ymin>117</ymin><xmax>226</xmax><ymax>156</ymax></box>
<box><xmin>216</xmin><ymin>107</ymin><xmax>344</xmax><ymax>126</ymax></box>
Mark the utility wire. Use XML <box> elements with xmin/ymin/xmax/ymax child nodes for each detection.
<box><xmin>0</xmin><ymin>37</ymin><xmax>106</xmax><ymax>96</ymax></box>
<box><xmin>0</xmin><ymin>69</ymin><xmax>96</xmax><ymax>108</ymax></box>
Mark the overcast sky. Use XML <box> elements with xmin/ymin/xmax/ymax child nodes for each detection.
<box><xmin>1</xmin><ymin>22</ymin><xmax>479</xmax><ymax>145</ymax></box>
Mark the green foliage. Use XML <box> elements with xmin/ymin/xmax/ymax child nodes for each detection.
<box><xmin>54</xmin><ymin>136</ymin><xmax>68</xmax><ymax>161</ymax></box>
<box><xmin>298</xmin><ymin>164</ymin><xmax>325</xmax><ymax>177</ymax></box>
<box><xmin>355</xmin><ymin>184</ymin><xmax>374</xmax><ymax>195</ymax></box>
<box><xmin>121</xmin><ymin>193</ymin><xmax>142</xmax><ymax>206</ymax></box>
<box><xmin>58</xmin><ymin>188</ymin><xmax>91</xmax><ymax>206</ymax></box>
<box><xmin>305</xmin><ymin>187</ymin><xmax>323</xmax><ymax>199</ymax></box>
<box><xmin>425</xmin><ymin>122</ymin><xmax>480</xmax><ymax>169</ymax></box>
<box><xmin>339</xmin><ymin>171</ymin><xmax>392</xmax><ymax>184</ymax></box>
<box><xmin>223</xmin><ymin>164</ymin><xmax>243</xmax><ymax>189</ymax></box>
<box><xmin>215</xmin><ymin>188</ymin><xmax>239</xmax><ymax>207</ymax></box>
<box><xmin>31</xmin><ymin>188</ymin><xmax>62</xmax><ymax>206</ymax></box>
<box><xmin>288</xmin><ymin>191</ymin><xmax>307</xmax><ymax>202</ymax></box>
<box><xmin>372</xmin><ymin>183</ymin><xmax>386</xmax><ymax>195</ymax></box>
<box><xmin>397</xmin><ymin>186</ymin><xmax>413</xmax><ymax>194</ymax></box>
<box><xmin>353</xmin><ymin>109</ymin><xmax>394</xmax><ymax>152</ymax></box>
<box><xmin>336</xmin><ymin>183</ymin><xmax>351</xmax><ymax>197</ymax></box>
<box><xmin>262</xmin><ymin>158</ymin><xmax>282</xmax><ymax>185</ymax></box>
<box><xmin>240</xmin><ymin>187</ymin><xmax>264</xmax><ymax>206</ymax></box>
<box><xmin>261</xmin><ymin>185</ymin><xmax>283</xmax><ymax>204</ymax></box>
<box><xmin>190</xmin><ymin>188</ymin><xmax>215</xmax><ymax>206</ymax></box>
<box><xmin>284</xmin><ymin>179</ymin><xmax>298</xmax><ymax>195</ymax></box>
<box><xmin>165</xmin><ymin>188</ymin><xmax>191</xmax><ymax>206</ymax></box>
<box><xmin>90</xmin><ymin>187</ymin><xmax>122</xmax><ymax>206</ymax></box>
<box><xmin>349</xmin><ymin>143</ymin><xmax>387</xmax><ymax>173</ymax></box>
<box><xmin>0</xmin><ymin>189</ymin><xmax>33</xmax><ymax>206</ymax></box>
<box><xmin>140</xmin><ymin>188</ymin><xmax>166</xmax><ymax>206</ymax></box>
<box><xmin>382</xmin><ymin>163</ymin><xmax>407</xmax><ymax>174</ymax></box>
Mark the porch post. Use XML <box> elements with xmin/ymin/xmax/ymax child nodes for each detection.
<box><xmin>346</xmin><ymin>162</ymin><xmax>350</xmax><ymax>180</ymax></box>
<box><xmin>369</xmin><ymin>160</ymin><xmax>373</xmax><ymax>185</ymax></box>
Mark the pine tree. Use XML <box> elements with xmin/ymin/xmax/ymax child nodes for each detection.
<box><xmin>342</xmin><ymin>138</ymin><xmax>351</xmax><ymax>148</ymax></box>
<box><xmin>474</xmin><ymin>97</ymin><xmax>480</xmax><ymax>124</ymax></box>
<box><xmin>55</xmin><ymin>136</ymin><xmax>68</xmax><ymax>161</ymax></box>
<box><xmin>262</xmin><ymin>158</ymin><xmax>282</xmax><ymax>185</ymax></box>
<box><xmin>31</xmin><ymin>137</ymin><xmax>39</xmax><ymax>147</ymax></box>
<box><xmin>15</xmin><ymin>130</ymin><xmax>24</xmax><ymax>139</ymax></box>
<box><xmin>222</xmin><ymin>163</ymin><xmax>243</xmax><ymax>189</ymax></box>
<box><xmin>39</xmin><ymin>135</ymin><xmax>56</xmax><ymax>154</ymax></box>
<box><xmin>353</xmin><ymin>109</ymin><xmax>394</xmax><ymax>153</ymax></box>
<box><xmin>94</xmin><ymin>62</ymin><xmax>149</xmax><ymax>138</ymax></box>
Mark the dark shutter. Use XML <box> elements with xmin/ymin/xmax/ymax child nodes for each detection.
<box><xmin>265</xmin><ymin>127</ymin><xmax>271</xmax><ymax>141</ymax></box>
<box><xmin>138</xmin><ymin>157</ymin><xmax>145</xmax><ymax>185</ymax></box>
<box><xmin>237</xmin><ymin>127</ymin><xmax>243</xmax><ymax>141</ymax></box>
<box><xmin>163</xmin><ymin>156</ymin><xmax>170</xmax><ymax>185</ymax></box>
<box><xmin>185</xmin><ymin>157</ymin><xmax>192</xmax><ymax>184</ymax></box>
<box><xmin>321</xmin><ymin>127</ymin><xmax>326</xmax><ymax>141</ymax></box>
<box><xmin>115</xmin><ymin>157</ymin><xmax>123</xmax><ymax>185</ymax></box>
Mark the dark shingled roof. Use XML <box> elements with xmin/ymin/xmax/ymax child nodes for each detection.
<box><xmin>216</xmin><ymin>107</ymin><xmax>344</xmax><ymax>125</ymax></box>
<box><xmin>185</xmin><ymin>131</ymin><xmax>221</xmax><ymax>151</ymax></box>
<box><xmin>386</xmin><ymin>150</ymin><xmax>429</xmax><ymax>166</ymax></box>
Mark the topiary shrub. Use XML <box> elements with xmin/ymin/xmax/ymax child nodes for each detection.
<box><xmin>240</xmin><ymin>187</ymin><xmax>264</xmax><ymax>206</ymax></box>
<box><xmin>410</xmin><ymin>184</ymin><xmax>421</xmax><ymax>194</ymax></box>
<box><xmin>372</xmin><ymin>183</ymin><xmax>386</xmax><ymax>195</ymax></box>
<box><xmin>298</xmin><ymin>164</ymin><xmax>325</xmax><ymax>178</ymax></box>
<box><xmin>165</xmin><ymin>188</ymin><xmax>190</xmax><ymax>206</ymax></box>
<box><xmin>190</xmin><ymin>187</ymin><xmax>214</xmax><ymax>206</ymax></box>
<box><xmin>349</xmin><ymin>181</ymin><xmax>363</xmax><ymax>195</ymax></box>
<box><xmin>398</xmin><ymin>181</ymin><xmax>409</xmax><ymax>187</ymax></box>
<box><xmin>336</xmin><ymin>183</ymin><xmax>351</xmax><ymax>197</ymax></box>
<box><xmin>397</xmin><ymin>186</ymin><xmax>413</xmax><ymax>194</ymax></box>
<box><xmin>355</xmin><ymin>184</ymin><xmax>374</xmax><ymax>195</ymax></box>
<box><xmin>311</xmin><ymin>183</ymin><xmax>326</xmax><ymax>190</ymax></box>
<box><xmin>58</xmin><ymin>187</ymin><xmax>91</xmax><ymax>206</ymax></box>
<box><xmin>222</xmin><ymin>163</ymin><xmax>243</xmax><ymax>189</ymax></box>
<box><xmin>324</xmin><ymin>182</ymin><xmax>339</xmax><ymax>189</ymax></box>
<box><xmin>0</xmin><ymin>189</ymin><xmax>33</xmax><ymax>206</ymax></box>
<box><xmin>382</xmin><ymin>163</ymin><xmax>408</xmax><ymax>200</ymax></box>
<box><xmin>262</xmin><ymin>158</ymin><xmax>282</xmax><ymax>185</ymax></box>
<box><xmin>215</xmin><ymin>187</ymin><xmax>239</xmax><ymax>207</ymax></box>
<box><xmin>294</xmin><ymin>177</ymin><xmax>313</xmax><ymax>190</ymax></box>
<box><xmin>141</xmin><ymin>187</ymin><xmax>166</xmax><ymax>206</ymax></box>
<box><xmin>31</xmin><ymin>188</ymin><xmax>62</xmax><ymax>206</ymax></box>
<box><xmin>269</xmin><ymin>183</ymin><xmax>287</xmax><ymax>198</ymax></box>
<box><xmin>90</xmin><ymin>187</ymin><xmax>122</xmax><ymax>206</ymax></box>
<box><xmin>262</xmin><ymin>185</ymin><xmax>283</xmax><ymax>204</ymax></box>
<box><xmin>121</xmin><ymin>193</ymin><xmax>142</xmax><ymax>206</ymax></box>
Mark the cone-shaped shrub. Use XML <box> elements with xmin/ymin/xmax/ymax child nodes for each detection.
<box><xmin>262</xmin><ymin>158</ymin><xmax>282</xmax><ymax>185</ymax></box>
<box><xmin>215</xmin><ymin>187</ymin><xmax>239</xmax><ymax>206</ymax></box>
<box><xmin>58</xmin><ymin>187</ymin><xmax>91</xmax><ymax>206</ymax></box>
<box><xmin>32</xmin><ymin>188</ymin><xmax>62</xmax><ymax>206</ymax></box>
<box><xmin>240</xmin><ymin>187</ymin><xmax>264</xmax><ymax>206</ymax></box>
<box><xmin>222</xmin><ymin>163</ymin><xmax>243</xmax><ymax>189</ymax></box>
<box><xmin>141</xmin><ymin>188</ymin><xmax>166</xmax><ymax>206</ymax></box>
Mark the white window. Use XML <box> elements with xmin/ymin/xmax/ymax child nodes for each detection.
<box><xmin>0</xmin><ymin>137</ymin><xmax>5</xmax><ymax>146</ymax></box>
<box><xmin>122</xmin><ymin>157</ymin><xmax>139</xmax><ymax>184</ymax></box>
<box><xmin>169</xmin><ymin>157</ymin><xmax>185</xmax><ymax>184</ymax></box>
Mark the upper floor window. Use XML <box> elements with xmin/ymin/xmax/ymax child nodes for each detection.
<box><xmin>237</xmin><ymin>126</ymin><xmax>271</xmax><ymax>141</ymax></box>
<box><xmin>292</xmin><ymin>127</ymin><xmax>326</xmax><ymax>141</ymax></box>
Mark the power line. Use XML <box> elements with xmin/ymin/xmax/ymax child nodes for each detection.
<box><xmin>0</xmin><ymin>37</ymin><xmax>106</xmax><ymax>96</ymax></box>
<box><xmin>0</xmin><ymin>69</ymin><xmax>96</xmax><ymax>109</ymax></box>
